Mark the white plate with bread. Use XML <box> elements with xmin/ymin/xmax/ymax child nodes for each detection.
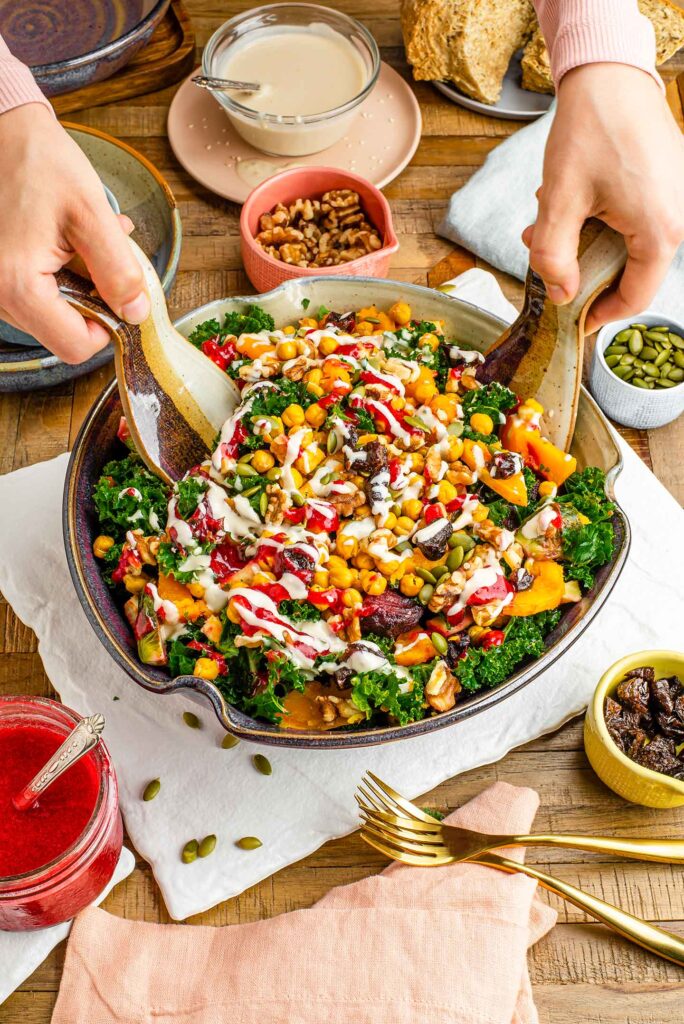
<box><xmin>402</xmin><ymin>0</ymin><xmax>684</xmax><ymax>120</ymax></box>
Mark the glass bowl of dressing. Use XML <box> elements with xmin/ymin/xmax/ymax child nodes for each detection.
<box><xmin>202</xmin><ymin>4</ymin><xmax>380</xmax><ymax>157</ymax></box>
<box><xmin>0</xmin><ymin>696</ymin><xmax>123</xmax><ymax>931</ymax></box>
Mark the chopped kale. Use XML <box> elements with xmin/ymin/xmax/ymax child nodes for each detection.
<box><xmin>279</xmin><ymin>600</ymin><xmax>322</xmax><ymax>623</ymax></box>
<box><xmin>351</xmin><ymin>668</ymin><xmax>426</xmax><ymax>726</ymax></box>
<box><xmin>461</xmin><ymin>382</ymin><xmax>516</xmax><ymax>423</ymax></box>
<box><xmin>156</xmin><ymin>543</ymin><xmax>198</xmax><ymax>584</ymax></box>
<box><xmin>456</xmin><ymin>613</ymin><xmax>559</xmax><ymax>692</ymax></box>
<box><xmin>188</xmin><ymin>305</ymin><xmax>275</xmax><ymax>349</ymax></box>
<box><xmin>93</xmin><ymin>455</ymin><xmax>168</xmax><ymax>540</ymax></box>
<box><xmin>363</xmin><ymin>633</ymin><xmax>395</xmax><ymax>661</ymax></box>
<box><xmin>562</xmin><ymin>520</ymin><xmax>614</xmax><ymax>590</ymax></box>
<box><xmin>559</xmin><ymin>467</ymin><xmax>615</xmax><ymax>523</ymax></box>
<box><xmin>175</xmin><ymin>476</ymin><xmax>207</xmax><ymax>521</ymax></box>
<box><xmin>248</xmin><ymin>378</ymin><xmax>317</xmax><ymax>419</ymax></box>
<box><xmin>187</xmin><ymin>317</ymin><xmax>222</xmax><ymax>347</ymax></box>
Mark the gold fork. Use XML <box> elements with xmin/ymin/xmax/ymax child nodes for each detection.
<box><xmin>357</xmin><ymin>773</ymin><xmax>684</xmax><ymax>967</ymax></box>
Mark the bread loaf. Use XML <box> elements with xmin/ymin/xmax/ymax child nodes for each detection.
<box><xmin>402</xmin><ymin>0</ymin><xmax>536</xmax><ymax>104</ymax></box>
<box><xmin>521</xmin><ymin>0</ymin><xmax>684</xmax><ymax>95</ymax></box>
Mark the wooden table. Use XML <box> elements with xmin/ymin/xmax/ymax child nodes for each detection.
<box><xmin>1</xmin><ymin>4</ymin><xmax>683</xmax><ymax>1020</ymax></box>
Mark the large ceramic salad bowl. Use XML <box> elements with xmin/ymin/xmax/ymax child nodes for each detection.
<box><xmin>64</xmin><ymin>277</ymin><xmax>630</xmax><ymax>748</ymax></box>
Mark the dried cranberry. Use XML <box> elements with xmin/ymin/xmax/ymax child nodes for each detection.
<box><xmin>360</xmin><ymin>590</ymin><xmax>423</xmax><ymax>639</ymax></box>
<box><xmin>274</xmin><ymin>546</ymin><xmax>316</xmax><ymax>584</ymax></box>
<box><xmin>322</xmin><ymin>311</ymin><xmax>356</xmax><ymax>334</ymax></box>
<box><xmin>446</xmin><ymin>634</ymin><xmax>470</xmax><ymax>667</ymax></box>
<box><xmin>513</xmin><ymin>568</ymin><xmax>534</xmax><ymax>591</ymax></box>
<box><xmin>490</xmin><ymin>451</ymin><xmax>520</xmax><ymax>479</ymax></box>
<box><xmin>416</xmin><ymin>520</ymin><xmax>453</xmax><ymax>561</ymax></box>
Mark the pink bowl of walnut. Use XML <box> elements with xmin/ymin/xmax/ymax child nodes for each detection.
<box><xmin>240</xmin><ymin>166</ymin><xmax>399</xmax><ymax>292</ymax></box>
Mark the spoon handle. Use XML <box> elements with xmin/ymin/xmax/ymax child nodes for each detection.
<box><xmin>192</xmin><ymin>74</ymin><xmax>261</xmax><ymax>92</ymax></box>
<box><xmin>13</xmin><ymin>714</ymin><xmax>106</xmax><ymax>811</ymax></box>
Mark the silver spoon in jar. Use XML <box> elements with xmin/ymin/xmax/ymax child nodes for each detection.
<box><xmin>13</xmin><ymin>714</ymin><xmax>106</xmax><ymax>812</ymax></box>
<box><xmin>192</xmin><ymin>74</ymin><xmax>261</xmax><ymax>94</ymax></box>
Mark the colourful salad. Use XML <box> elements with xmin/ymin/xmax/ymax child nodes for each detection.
<box><xmin>92</xmin><ymin>300</ymin><xmax>616</xmax><ymax>731</ymax></box>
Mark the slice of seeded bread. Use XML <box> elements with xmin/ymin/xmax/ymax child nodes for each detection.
<box><xmin>402</xmin><ymin>0</ymin><xmax>536</xmax><ymax>104</ymax></box>
<box><xmin>522</xmin><ymin>0</ymin><xmax>684</xmax><ymax>95</ymax></box>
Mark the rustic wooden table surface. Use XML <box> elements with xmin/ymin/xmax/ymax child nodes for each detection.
<box><xmin>1</xmin><ymin>4</ymin><xmax>683</xmax><ymax>1021</ymax></box>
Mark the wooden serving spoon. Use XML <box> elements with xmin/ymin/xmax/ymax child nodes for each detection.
<box><xmin>478</xmin><ymin>219</ymin><xmax>627</xmax><ymax>450</ymax></box>
<box><xmin>57</xmin><ymin>240</ymin><xmax>239</xmax><ymax>484</ymax></box>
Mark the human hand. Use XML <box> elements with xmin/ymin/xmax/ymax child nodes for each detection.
<box><xmin>522</xmin><ymin>63</ymin><xmax>684</xmax><ymax>334</ymax></box>
<box><xmin>0</xmin><ymin>104</ymin><xmax>150</xmax><ymax>362</ymax></box>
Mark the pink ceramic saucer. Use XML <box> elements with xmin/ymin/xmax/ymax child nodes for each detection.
<box><xmin>167</xmin><ymin>63</ymin><xmax>421</xmax><ymax>204</ymax></box>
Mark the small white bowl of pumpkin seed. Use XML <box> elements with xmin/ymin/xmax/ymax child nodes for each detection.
<box><xmin>590</xmin><ymin>311</ymin><xmax>684</xmax><ymax>429</ymax></box>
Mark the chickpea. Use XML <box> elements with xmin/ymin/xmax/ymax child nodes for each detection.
<box><xmin>276</xmin><ymin>340</ymin><xmax>297</xmax><ymax>360</ymax></box>
<box><xmin>313</xmin><ymin>569</ymin><xmax>330</xmax><ymax>588</ymax></box>
<box><xmin>336</xmin><ymin>534</ymin><xmax>358</xmax><ymax>559</ymax></box>
<box><xmin>400</xmin><ymin>574</ymin><xmax>423</xmax><ymax>597</ymax></box>
<box><xmin>305</xmin><ymin>403</ymin><xmax>326</xmax><ymax>428</ymax></box>
<box><xmin>326</xmin><ymin>555</ymin><xmax>347</xmax><ymax>570</ymax></box>
<box><xmin>445</xmin><ymin>436</ymin><xmax>464</xmax><ymax>462</ymax></box>
<box><xmin>188</xmin><ymin>582</ymin><xmax>205</xmax><ymax>598</ymax></box>
<box><xmin>299</xmin><ymin>317</ymin><xmax>318</xmax><ymax>328</ymax></box>
<box><xmin>355</xmin><ymin>321</ymin><xmax>375</xmax><ymax>336</ymax></box>
<box><xmin>471</xmin><ymin>505</ymin><xmax>489</xmax><ymax>523</ymax></box>
<box><xmin>380</xmin><ymin>512</ymin><xmax>398</xmax><ymax>530</ymax></box>
<box><xmin>538</xmin><ymin>481</ymin><xmax>557</xmax><ymax>498</ymax></box>
<box><xmin>93</xmin><ymin>535</ymin><xmax>115</xmax><ymax>559</ymax></box>
<box><xmin>251</xmin><ymin>450</ymin><xmax>275</xmax><ymax>474</ymax></box>
<box><xmin>282</xmin><ymin>404</ymin><xmax>306</xmax><ymax>427</ymax></box>
<box><xmin>283</xmin><ymin>325</ymin><xmax>296</xmax><ymax>335</ymax></box>
<box><xmin>389</xmin><ymin>301</ymin><xmax>411</xmax><ymax>325</ymax></box>
<box><xmin>413</xmin><ymin>380</ymin><xmax>438</xmax><ymax>404</ymax></box>
<box><xmin>437</xmin><ymin>480</ymin><xmax>457</xmax><ymax>504</ymax></box>
<box><xmin>390</xmin><ymin>396</ymin><xmax>406</xmax><ymax>411</ymax></box>
<box><xmin>194</xmin><ymin>657</ymin><xmax>219</xmax><ymax>681</ymax></box>
<box><xmin>394</xmin><ymin>516</ymin><xmax>415</xmax><ymax>535</ymax></box>
<box><xmin>329</xmin><ymin>565</ymin><xmax>355</xmax><ymax>589</ymax></box>
<box><xmin>319</xmin><ymin>335</ymin><xmax>339</xmax><ymax>355</ymax></box>
<box><xmin>402</xmin><ymin>499</ymin><xmax>423</xmax><ymax>520</ymax></box>
<box><xmin>123</xmin><ymin>574</ymin><xmax>147</xmax><ymax>594</ymax></box>
<box><xmin>418</xmin><ymin>332</ymin><xmax>440</xmax><ymax>351</ymax></box>
<box><xmin>306</xmin><ymin>382</ymin><xmax>324</xmax><ymax>397</ymax></box>
<box><xmin>304</xmin><ymin>368</ymin><xmax>323</xmax><ymax>384</ymax></box>
<box><xmin>342</xmin><ymin>588</ymin><xmax>364</xmax><ymax>607</ymax></box>
<box><xmin>353</xmin><ymin>553</ymin><xmax>375</xmax><ymax>570</ymax></box>
<box><xmin>227</xmin><ymin>600</ymin><xmax>242</xmax><ymax>624</ymax></box>
<box><xmin>359</xmin><ymin>570</ymin><xmax>387</xmax><ymax>596</ymax></box>
<box><xmin>470</xmin><ymin>412</ymin><xmax>494</xmax><ymax>435</ymax></box>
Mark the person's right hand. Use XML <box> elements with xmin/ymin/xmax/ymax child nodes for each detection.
<box><xmin>0</xmin><ymin>103</ymin><xmax>150</xmax><ymax>363</ymax></box>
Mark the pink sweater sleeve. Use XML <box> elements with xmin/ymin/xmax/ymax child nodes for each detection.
<box><xmin>534</xmin><ymin>0</ymin><xmax>662</xmax><ymax>88</ymax></box>
<box><xmin>0</xmin><ymin>35</ymin><xmax>53</xmax><ymax>116</ymax></box>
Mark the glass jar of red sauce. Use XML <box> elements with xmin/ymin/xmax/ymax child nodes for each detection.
<box><xmin>0</xmin><ymin>696</ymin><xmax>123</xmax><ymax>931</ymax></box>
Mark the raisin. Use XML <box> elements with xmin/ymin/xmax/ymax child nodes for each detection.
<box><xmin>616</xmin><ymin>676</ymin><xmax>650</xmax><ymax>717</ymax></box>
<box><xmin>650</xmin><ymin>677</ymin><xmax>675</xmax><ymax>716</ymax></box>
<box><xmin>513</xmin><ymin>568</ymin><xmax>534</xmax><ymax>591</ymax></box>
<box><xmin>490</xmin><ymin>451</ymin><xmax>521</xmax><ymax>479</ymax></box>
<box><xmin>322</xmin><ymin>311</ymin><xmax>356</xmax><ymax>334</ymax></box>
<box><xmin>446</xmin><ymin>634</ymin><xmax>470</xmax><ymax>668</ymax></box>
<box><xmin>624</xmin><ymin>665</ymin><xmax>655</xmax><ymax>683</ymax></box>
<box><xmin>416</xmin><ymin>520</ymin><xmax>453</xmax><ymax>561</ymax></box>
<box><xmin>633</xmin><ymin>735</ymin><xmax>680</xmax><ymax>776</ymax></box>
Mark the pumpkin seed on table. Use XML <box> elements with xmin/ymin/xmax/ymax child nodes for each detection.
<box><xmin>198</xmin><ymin>834</ymin><xmax>217</xmax><ymax>858</ymax></box>
<box><xmin>221</xmin><ymin>733</ymin><xmax>240</xmax><ymax>749</ymax></box>
<box><xmin>253</xmin><ymin>754</ymin><xmax>272</xmax><ymax>776</ymax></box>
<box><xmin>182</xmin><ymin>839</ymin><xmax>199</xmax><ymax>864</ymax></box>
<box><xmin>183</xmin><ymin>711</ymin><xmax>201</xmax><ymax>729</ymax></box>
<box><xmin>142</xmin><ymin>779</ymin><xmax>160</xmax><ymax>802</ymax></box>
<box><xmin>236</xmin><ymin>836</ymin><xmax>262</xmax><ymax>850</ymax></box>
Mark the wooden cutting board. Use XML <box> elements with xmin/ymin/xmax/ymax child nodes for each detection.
<box><xmin>50</xmin><ymin>0</ymin><xmax>195</xmax><ymax>115</ymax></box>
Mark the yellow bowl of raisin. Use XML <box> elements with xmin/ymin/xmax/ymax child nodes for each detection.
<box><xmin>585</xmin><ymin>650</ymin><xmax>684</xmax><ymax>808</ymax></box>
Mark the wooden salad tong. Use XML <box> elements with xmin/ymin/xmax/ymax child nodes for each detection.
<box><xmin>57</xmin><ymin>239</ymin><xmax>239</xmax><ymax>484</ymax></box>
<box><xmin>478</xmin><ymin>219</ymin><xmax>627</xmax><ymax>450</ymax></box>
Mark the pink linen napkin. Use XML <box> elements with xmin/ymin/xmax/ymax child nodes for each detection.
<box><xmin>52</xmin><ymin>782</ymin><xmax>556</xmax><ymax>1024</ymax></box>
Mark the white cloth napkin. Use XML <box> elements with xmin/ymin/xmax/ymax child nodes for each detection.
<box><xmin>0</xmin><ymin>274</ymin><xmax>682</xmax><ymax>932</ymax></box>
<box><xmin>438</xmin><ymin>107</ymin><xmax>684</xmax><ymax>319</ymax></box>
<box><xmin>0</xmin><ymin>847</ymin><xmax>134</xmax><ymax>1005</ymax></box>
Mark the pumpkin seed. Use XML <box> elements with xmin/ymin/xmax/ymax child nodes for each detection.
<box><xmin>418</xmin><ymin>583</ymin><xmax>434</xmax><ymax>605</ymax></box>
<box><xmin>236</xmin><ymin>836</ymin><xmax>263</xmax><ymax>850</ymax></box>
<box><xmin>656</xmin><ymin>378</ymin><xmax>678</xmax><ymax>388</ymax></box>
<box><xmin>622</xmin><ymin>369</ymin><xmax>635</xmax><ymax>381</ymax></box>
<box><xmin>142</xmin><ymin>779</ymin><xmax>160</xmax><ymax>802</ymax></box>
<box><xmin>236</xmin><ymin>464</ymin><xmax>257</xmax><ymax>478</ymax></box>
<box><xmin>431</xmin><ymin>564</ymin><xmax>450</xmax><ymax>580</ymax></box>
<box><xmin>612</xmin><ymin>364</ymin><xmax>632</xmax><ymax>379</ymax></box>
<box><xmin>291</xmin><ymin>491</ymin><xmax>306</xmax><ymax>507</ymax></box>
<box><xmin>198</xmin><ymin>834</ymin><xmax>217</xmax><ymax>858</ymax></box>
<box><xmin>447</xmin><ymin>545</ymin><xmax>464</xmax><ymax>571</ymax></box>
<box><xmin>450</xmin><ymin>531</ymin><xmax>475</xmax><ymax>551</ymax></box>
<box><xmin>431</xmin><ymin>632</ymin><xmax>448</xmax><ymax>655</ymax></box>
<box><xmin>654</xmin><ymin>349</ymin><xmax>670</xmax><ymax>367</ymax></box>
<box><xmin>395</xmin><ymin>540</ymin><xmax>413</xmax><ymax>553</ymax></box>
<box><xmin>183</xmin><ymin>711</ymin><xmax>201</xmax><ymax>729</ymax></box>
<box><xmin>639</xmin><ymin>346</ymin><xmax>658</xmax><ymax>361</ymax></box>
<box><xmin>627</xmin><ymin>330</ymin><xmax>643</xmax><ymax>356</ymax></box>
<box><xmin>327</xmin><ymin>432</ymin><xmax>339</xmax><ymax>454</ymax></box>
<box><xmin>604</xmin><ymin>345</ymin><xmax>627</xmax><ymax>356</ymax></box>
<box><xmin>259</xmin><ymin>492</ymin><xmax>268</xmax><ymax>517</ymax></box>
<box><xmin>253</xmin><ymin>754</ymin><xmax>272</xmax><ymax>776</ymax></box>
<box><xmin>415</xmin><ymin>567</ymin><xmax>437</xmax><ymax>584</ymax></box>
<box><xmin>605</xmin><ymin>354</ymin><xmax>621</xmax><ymax>367</ymax></box>
<box><xmin>238</xmin><ymin>452</ymin><xmax>254</xmax><ymax>464</ymax></box>
<box><xmin>660</xmin><ymin>362</ymin><xmax>673</xmax><ymax>379</ymax></box>
<box><xmin>241</xmin><ymin>485</ymin><xmax>260</xmax><ymax>497</ymax></box>
<box><xmin>669</xmin><ymin>332</ymin><xmax>684</xmax><ymax>350</ymax></box>
<box><xmin>614</xmin><ymin>328</ymin><xmax>633</xmax><ymax>343</ymax></box>
<box><xmin>182</xmin><ymin>839</ymin><xmax>199</xmax><ymax>864</ymax></box>
<box><xmin>629</xmin><ymin>323</ymin><xmax>648</xmax><ymax>331</ymax></box>
<box><xmin>644</xmin><ymin>330</ymin><xmax>669</xmax><ymax>343</ymax></box>
<box><xmin>447</xmin><ymin>421</ymin><xmax>464</xmax><ymax>437</ymax></box>
<box><xmin>404</xmin><ymin>415</ymin><xmax>429</xmax><ymax>432</ymax></box>
<box><xmin>642</xmin><ymin>362</ymin><xmax>660</xmax><ymax>377</ymax></box>
<box><xmin>668</xmin><ymin>368</ymin><xmax>684</xmax><ymax>381</ymax></box>
<box><xmin>221</xmin><ymin>733</ymin><xmax>240</xmax><ymax>749</ymax></box>
<box><xmin>619</xmin><ymin>353</ymin><xmax>636</xmax><ymax>365</ymax></box>
<box><xmin>266</xmin><ymin>467</ymin><xmax>281</xmax><ymax>481</ymax></box>
<box><xmin>631</xmin><ymin>377</ymin><xmax>649</xmax><ymax>389</ymax></box>
<box><xmin>674</xmin><ymin>352</ymin><xmax>684</xmax><ymax>369</ymax></box>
